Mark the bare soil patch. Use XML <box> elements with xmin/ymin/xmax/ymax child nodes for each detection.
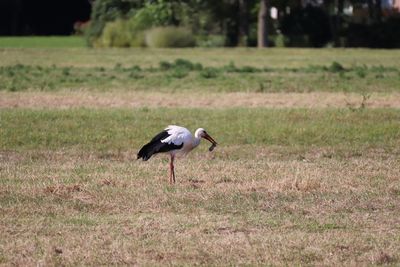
<box><xmin>1</xmin><ymin>91</ymin><xmax>400</xmax><ymax>109</ymax></box>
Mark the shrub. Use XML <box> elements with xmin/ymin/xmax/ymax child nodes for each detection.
<box><xmin>97</xmin><ymin>4</ymin><xmax>169</xmax><ymax>48</ymax></box>
<box><xmin>223</xmin><ymin>61</ymin><xmax>237</xmax><ymax>72</ymax></box>
<box><xmin>329</xmin><ymin>62</ymin><xmax>345</xmax><ymax>73</ymax></box>
<box><xmin>126</xmin><ymin>3</ymin><xmax>169</xmax><ymax>47</ymax></box>
<box><xmin>169</xmin><ymin>67</ymin><xmax>189</xmax><ymax>79</ymax></box>
<box><xmin>85</xmin><ymin>0</ymin><xmax>177</xmax><ymax>47</ymax></box>
<box><xmin>159</xmin><ymin>61</ymin><xmax>173</xmax><ymax>70</ymax></box>
<box><xmin>129</xmin><ymin>31</ymin><xmax>146</xmax><ymax>47</ymax></box>
<box><xmin>159</xmin><ymin>59</ymin><xmax>202</xmax><ymax>71</ymax></box>
<box><xmin>222</xmin><ymin>62</ymin><xmax>260</xmax><ymax>73</ymax></box>
<box><xmin>174</xmin><ymin>59</ymin><xmax>202</xmax><ymax>70</ymax></box>
<box><xmin>174</xmin><ymin>58</ymin><xmax>194</xmax><ymax>69</ymax></box>
<box><xmin>354</xmin><ymin>66</ymin><xmax>367</xmax><ymax>78</ymax></box>
<box><xmin>145</xmin><ymin>27</ymin><xmax>196</xmax><ymax>48</ymax></box>
<box><xmin>199</xmin><ymin>67</ymin><xmax>219</xmax><ymax>79</ymax></box>
<box><xmin>85</xmin><ymin>0</ymin><xmax>139</xmax><ymax>46</ymax></box>
<box><xmin>237</xmin><ymin>66</ymin><xmax>260</xmax><ymax>73</ymax></box>
<box><xmin>100</xmin><ymin>19</ymin><xmax>130</xmax><ymax>47</ymax></box>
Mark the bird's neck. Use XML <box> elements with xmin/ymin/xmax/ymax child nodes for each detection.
<box><xmin>192</xmin><ymin>136</ymin><xmax>201</xmax><ymax>148</ymax></box>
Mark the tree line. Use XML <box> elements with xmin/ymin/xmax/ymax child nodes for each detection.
<box><xmin>85</xmin><ymin>0</ymin><xmax>400</xmax><ymax>48</ymax></box>
<box><xmin>1</xmin><ymin>0</ymin><xmax>399</xmax><ymax>48</ymax></box>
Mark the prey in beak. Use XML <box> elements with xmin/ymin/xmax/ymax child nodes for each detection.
<box><xmin>203</xmin><ymin>132</ymin><xmax>218</xmax><ymax>151</ymax></box>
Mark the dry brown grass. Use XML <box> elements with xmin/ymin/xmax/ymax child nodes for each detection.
<box><xmin>2</xmin><ymin>47</ymin><xmax>399</xmax><ymax>265</ymax></box>
<box><xmin>1</xmin><ymin>147</ymin><xmax>399</xmax><ymax>266</ymax></box>
<box><xmin>1</xmin><ymin>91</ymin><xmax>400</xmax><ymax>109</ymax></box>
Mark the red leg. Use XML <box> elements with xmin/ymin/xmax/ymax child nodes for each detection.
<box><xmin>169</xmin><ymin>157</ymin><xmax>172</xmax><ymax>184</ymax></box>
<box><xmin>169</xmin><ymin>154</ymin><xmax>176</xmax><ymax>184</ymax></box>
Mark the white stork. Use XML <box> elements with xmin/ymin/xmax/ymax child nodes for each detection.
<box><xmin>137</xmin><ymin>125</ymin><xmax>218</xmax><ymax>184</ymax></box>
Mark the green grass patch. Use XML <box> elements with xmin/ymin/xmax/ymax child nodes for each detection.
<box><xmin>2</xmin><ymin>48</ymin><xmax>400</xmax><ymax>68</ymax></box>
<box><xmin>1</xmin><ymin>108</ymin><xmax>399</xmax><ymax>152</ymax></box>
<box><xmin>0</xmin><ymin>48</ymin><xmax>399</xmax><ymax>93</ymax></box>
<box><xmin>1</xmin><ymin>61</ymin><xmax>399</xmax><ymax>93</ymax></box>
<box><xmin>0</xmin><ymin>36</ymin><xmax>86</xmax><ymax>48</ymax></box>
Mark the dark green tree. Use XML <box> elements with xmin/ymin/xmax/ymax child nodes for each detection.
<box><xmin>85</xmin><ymin>0</ymin><xmax>143</xmax><ymax>44</ymax></box>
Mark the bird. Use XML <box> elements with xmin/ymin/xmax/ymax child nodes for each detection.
<box><xmin>137</xmin><ymin>125</ymin><xmax>217</xmax><ymax>184</ymax></box>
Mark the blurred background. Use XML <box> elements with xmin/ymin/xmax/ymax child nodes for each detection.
<box><xmin>0</xmin><ymin>0</ymin><xmax>399</xmax><ymax>48</ymax></box>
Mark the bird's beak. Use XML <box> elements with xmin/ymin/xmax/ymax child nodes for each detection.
<box><xmin>203</xmin><ymin>133</ymin><xmax>217</xmax><ymax>145</ymax></box>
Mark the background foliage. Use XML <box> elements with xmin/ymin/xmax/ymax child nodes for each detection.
<box><xmin>84</xmin><ymin>0</ymin><xmax>400</xmax><ymax>48</ymax></box>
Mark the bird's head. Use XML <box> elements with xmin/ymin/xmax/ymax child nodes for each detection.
<box><xmin>195</xmin><ymin>128</ymin><xmax>217</xmax><ymax>146</ymax></box>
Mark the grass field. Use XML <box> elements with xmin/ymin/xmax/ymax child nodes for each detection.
<box><xmin>0</xmin><ymin>36</ymin><xmax>86</xmax><ymax>48</ymax></box>
<box><xmin>0</xmin><ymin>42</ymin><xmax>399</xmax><ymax>265</ymax></box>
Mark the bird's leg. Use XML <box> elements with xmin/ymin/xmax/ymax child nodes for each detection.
<box><xmin>169</xmin><ymin>154</ymin><xmax>176</xmax><ymax>184</ymax></box>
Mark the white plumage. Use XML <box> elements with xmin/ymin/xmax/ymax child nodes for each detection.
<box><xmin>162</xmin><ymin>125</ymin><xmax>192</xmax><ymax>146</ymax></box>
<box><xmin>137</xmin><ymin>125</ymin><xmax>217</xmax><ymax>183</ymax></box>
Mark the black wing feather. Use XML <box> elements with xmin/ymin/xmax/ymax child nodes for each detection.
<box><xmin>137</xmin><ymin>130</ymin><xmax>183</xmax><ymax>161</ymax></box>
